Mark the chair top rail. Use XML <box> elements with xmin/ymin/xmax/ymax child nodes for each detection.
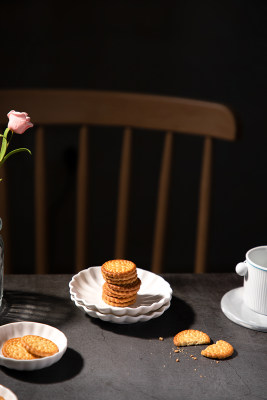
<box><xmin>0</xmin><ymin>89</ymin><xmax>236</xmax><ymax>141</ymax></box>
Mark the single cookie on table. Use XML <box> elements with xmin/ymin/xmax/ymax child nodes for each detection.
<box><xmin>102</xmin><ymin>292</ymin><xmax>137</xmax><ymax>307</ymax></box>
<box><xmin>173</xmin><ymin>329</ymin><xmax>211</xmax><ymax>347</ymax></box>
<box><xmin>21</xmin><ymin>335</ymin><xmax>59</xmax><ymax>357</ymax></box>
<box><xmin>2</xmin><ymin>337</ymin><xmax>40</xmax><ymax>360</ymax></box>
<box><xmin>101</xmin><ymin>259</ymin><xmax>136</xmax><ymax>281</ymax></box>
<box><xmin>201</xmin><ymin>340</ymin><xmax>234</xmax><ymax>359</ymax></box>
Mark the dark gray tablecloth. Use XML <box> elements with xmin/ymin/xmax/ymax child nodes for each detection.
<box><xmin>0</xmin><ymin>273</ymin><xmax>266</xmax><ymax>400</ymax></box>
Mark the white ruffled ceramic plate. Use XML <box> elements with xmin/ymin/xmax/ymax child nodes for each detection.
<box><xmin>69</xmin><ymin>267</ymin><xmax>172</xmax><ymax>316</ymax></box>
<box><xmin>0</xmin><ymin>385</ymin><xmax>18</xmax><ymax>400</ymax></box>
<box><xmin>71</xmin><ymin>294</ymin><xmax>171</xmax><ymax>324</ymax></box>
<box><xmin>0</xmin><ymin>322</ymin><xmax>67</xmax><ymax>371</ymax></box>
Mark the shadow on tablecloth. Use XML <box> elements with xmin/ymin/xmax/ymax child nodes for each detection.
<box><xmin>1</xmin><ymin>347</ymin><xmax>83</xmax><ymax>383</ymax></box>
<box><xmin>89</xmin><ymin>295</ymin><xmax>195</xmax><ymax>339</ymax></box>
<box><xmin>0</xmin><ymin>290</ymin><xmax>75</xmax><ymax>327</ymax></box>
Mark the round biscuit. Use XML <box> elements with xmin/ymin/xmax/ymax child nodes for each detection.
<box><xmin>201</xmin><ymin>340</ymin><xmax>234</xmax><ymax>359</ymax></box>
<box><xmin>102</xmin><ymin>293</ymin><xmax>136</xmax><ymax>307</ymax></box>
<box><xmin>103</xmin><ymin>273</ymin><xmax>138</xmax><ymax>286</ymax></box>
<box><xmin>173</xmin><ymin>329</ymin><xmax>211</xmax><ymax>347</ymax></box>
<box><xmin>103</xmin><ymin>281</ymin><xmax>140</xmax><ymax>296</ymax></box>
<box><xmin>101</xmin><ymin>268</ymin><xmax>137</xmax><ymax>280</ymax></box>
<box><xmin>2</xmin><ymin>337</ymin><xmax>40</xmax><ymax>360</ymax></box>
<box><xmin>102</xmin><ymin>291</ymin><xmax>137</xmax><ymax>303</ymax></box>
<box><xmin>101</xmin><ymin>269</ymin><xmax>137</xmax><ymax>280</ymax></box>
<box><xmin>103</xmin><ymin>284</ymin><xmax>138</xmax><ymax>299</ymax></box>
<box><xmin>101</xmin><ymin>260</ymin><xmax>136</xmax><ymax>277</ymax></box>
<box><xmin>21</xmin><ymin>335</ymin><xmax>59</xmax><ymax>357</ymax></box>
<box><xmin>106</xmin><ymin>278</ymin><xmax>141</xmax><ymax>293</ymax></box>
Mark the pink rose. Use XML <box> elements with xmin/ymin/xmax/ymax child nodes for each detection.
<box><xmin>7</xmin><ymin>110</ymin><xmax>33</xmax><ymax>134</ymax></box>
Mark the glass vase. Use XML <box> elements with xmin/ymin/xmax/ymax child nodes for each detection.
<box><xmin>0</xmin><ymin>218</ymin><xmax>3</xmax><ymax>307</ymax></box>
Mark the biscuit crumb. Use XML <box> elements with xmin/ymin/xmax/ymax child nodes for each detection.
<box><xmin>174</xmin><ymin>349</ymin><xmax>179</xmax><ymax>353</ymax></box>
<box><xmin>176</xmin><ymin>358</ymin><xmax>179</xmax><ymax>362</ymax></box>
<box><xmin>159</xmin><ymin>337</ymin><xmax>164</xmax><ymax>341</ymax></box>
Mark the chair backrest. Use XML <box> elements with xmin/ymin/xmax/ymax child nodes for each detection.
<box><xmin>0</xmin><ymin>90</ymin><xmax>236</xmax><ymax>274</ymax></box>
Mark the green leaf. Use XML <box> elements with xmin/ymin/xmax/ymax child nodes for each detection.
<box><xmin>0</xmin><ymin>128</ymin><xmax>10</xmax><ymax>162</ymax></box>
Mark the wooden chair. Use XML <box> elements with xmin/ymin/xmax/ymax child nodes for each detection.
<box><xmin>0</xmin><ymin>90</ymin><xmax>236</xmax><ymax>274</ymax></box>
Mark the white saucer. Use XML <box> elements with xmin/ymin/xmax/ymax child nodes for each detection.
<box><xmin>221</xmin><ymin>287</ymin><xmax>267</xmax><ymax>332</ymax></box>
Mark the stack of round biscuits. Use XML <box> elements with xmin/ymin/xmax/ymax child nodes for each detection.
<box><xmin>101</xmin><ymin>260</ymin><xmax>141</xmax><ymax>307</ymax></box>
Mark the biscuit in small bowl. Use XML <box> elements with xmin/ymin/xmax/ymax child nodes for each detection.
<box><xmin>0</xmin><ymin>321</ymin><xmax>67</xmax><ymax>371</ymax></box>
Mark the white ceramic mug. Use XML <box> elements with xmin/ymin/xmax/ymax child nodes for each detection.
<box><xmin>236</xmin><ymin>246</ymin><xmax>267</xmax><ymax>315</ymax></box>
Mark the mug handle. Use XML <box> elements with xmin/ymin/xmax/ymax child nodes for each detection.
<box><xmin>236</xmin><ymin>261</ymin><xmax>248</xmax><ymax>276</ymax></box>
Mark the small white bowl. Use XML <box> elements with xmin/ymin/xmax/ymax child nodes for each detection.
<box><xmin>0</xmin><ymin>385</ymin><xmax>18</xmax><ymax>400</ymax></box>
<box><xmin>0</xmin><ymin>322</ymin><xmax>67</xmax><ymax>371</ymax></box>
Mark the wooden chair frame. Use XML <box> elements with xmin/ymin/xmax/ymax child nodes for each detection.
<box><xmin>0</xmin><ymin>90</ymin><xmax>236</xmax><ymax>274</ymax></box>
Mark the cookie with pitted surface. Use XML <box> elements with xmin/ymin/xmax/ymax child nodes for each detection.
<box><xmin>101</xmin><ymin>259</ymin><xmax>136</xmax><ymax>280</ymax></box>
<box><xmin>2</xmin><ymin>337</ymin><xmax>40</xmax><ymax>360</ymax></box>
<box><xmin>104</xmin><ymin>273</ymin><xmax>138</xmax><ymax>286</ymax></box>
<box><xmin>173</xmin><ymin>330</ymin><xmax>211</xmax><ymax>347</ymax></box>
<box><xmin>106</xmin><ymin>277</ymin><xmax>141</xmax><ymax>292</ymax></box>
<box><xmin>103</xmin><ymin>282</ymin><xmax>139</xmax><ymax>299</ymax></box>
<box><xmin>104</xmin><ymin>278</ymin><xmax>141</xmax><ymax>295</ymax></box>
<box><xmin>21</xmin><ymin>335</ymin><xmax>59</xmax><ymax>357</ymax></box>
<box><xmin>201</xmin><ymin>340</ymin><xmax>234</xmax><ymax>359</ymax></box>
<box><xmin>102</xmin><ymin>292</ymin><xmax>137</xmax><ymax>307</ymax></box>
<box><xmin>101</xmin><ymin>259</ymin><xmax>141</xmax><ymax>307</ymax></box>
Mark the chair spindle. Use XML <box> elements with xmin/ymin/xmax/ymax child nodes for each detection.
<box><xmin>115</xmin><ymin>127</ymin><xmax>133</xmax><ymax>258</ymax></box>
<box><xmin>152</xmin><ymin>131</ymin><xmax>173</xmax><ymax>274</ymax></box>
<box><xmin>75</xmin><ymin>125</ymin><xmax>89</xmax><ymax>272</ymax></box>
<box><xmin>194</xmin><ymin>136</ymin><xmax>213</xmax><ymax>273</ymax></box>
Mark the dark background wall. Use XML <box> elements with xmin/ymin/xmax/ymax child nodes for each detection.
<box><xmin>0</xmin><ymin>0</ymin><xmax>266</xmax><ymax>273</ymax></box>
